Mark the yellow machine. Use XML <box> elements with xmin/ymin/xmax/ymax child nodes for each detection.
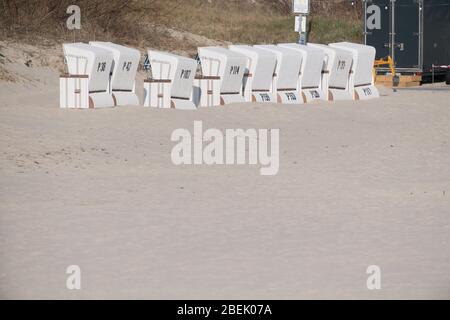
<box><xmin>373</xmin><ymin>56</ymin><xmax>403</xmax><ymax>87</ymax></box>
<box><xmin>373</xmin><ymin>56</ymin><xmax>396</xmax><ymax>78</ymax></box>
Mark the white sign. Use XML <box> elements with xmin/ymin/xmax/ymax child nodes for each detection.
<box><xmin>294</xmin><ymin>15</ymin><xmax>307</xmax><ymax>33</ymax></box>
<box><xmin>293</xmin><ymin>0</ymin><xmax>310</xmax><ymax>15</ymax></box>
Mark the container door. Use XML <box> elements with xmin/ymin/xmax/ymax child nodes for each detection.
<box><xmin>365</xmin><ymin>0</ymin><xmax>391</xmax><ymax>59</ymax></box>
<box><xmin>392</xmin><ymin>0</ymin><xmax>422</xmax><ymax>70</ymax></box>
<box><xmin>422</xmin><ymin>0</ymin><xmax>450</xmax><ymax>73</ymax></box>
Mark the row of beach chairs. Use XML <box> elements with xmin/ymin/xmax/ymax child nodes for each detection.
<box><xmin>60</xmin><ymin>41</ymin><xmax>380</xmax><ymax>109</ymax></box>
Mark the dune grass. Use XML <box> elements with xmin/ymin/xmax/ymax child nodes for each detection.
<box><xmin>0</xmin><ymin>0</ymin><xmax>363</xmax><ymax>53</ymax></box>
<box><xmin>153</xmin><ymin>0</ymin><xmax>363</xmax><ymax>46</ymax></box>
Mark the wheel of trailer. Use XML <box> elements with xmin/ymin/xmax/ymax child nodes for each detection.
<box><xmin>446</xmin><ymin>70</ymin><xmax>450</xmax><ymax>85</ymax></box>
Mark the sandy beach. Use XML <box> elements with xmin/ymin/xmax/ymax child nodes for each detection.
<box><xmin>0</xmin><ymin>64</ymin><xmax>450</xmax><ymax>299</ymax></box>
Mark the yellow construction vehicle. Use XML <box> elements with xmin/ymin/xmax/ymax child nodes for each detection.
<box><xmin>373</xmin><ymin>56</ymin><xmax>396</xmax><ymax>77</ymax></box>
<box><xmin>373</xmin><ymin>56</ymin><xmax>400</xmax><ymax>87</ymax></box>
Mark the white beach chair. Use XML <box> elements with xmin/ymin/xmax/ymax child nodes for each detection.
<box><xmin>329</xmin><ymin>42</ymin><xmax>380</xmax><ymax>100</ymax></box>
<box><xmin>228</xmin><ymin>45</ymin><xmax>278</xmax><ymax>103</ymax></box>
<box><xmin>89</xmin><ymin>42</ymin><xmax>140</xmax><ymax>106</ymax></box>
<box><xmin>255</xmin><ymin>44</ymin><xmax>304</xmax><ymax>104</ymax></box>
<box><xmin>278</xmin><ymin>43</ymin><xmax>326</xmax><ymax>103</ymax></box>
<box><xmin>307</xmin><ymin>43</ymin><xmax>354</xmax><ymax>101</ymax></box>
<box><xmin>144</xmin><ymin>50</ymin><xmax>197</xmax><ymax>110</ymax></box>
<box><xmin>197</xmin><ymin>46</ymin><xmax>248</xmax><ymax>105</ymax></box>
<box><xmin>61</xmin><ymin>42</ymin><xmax>115</xmax><ymax>108</ymax></box>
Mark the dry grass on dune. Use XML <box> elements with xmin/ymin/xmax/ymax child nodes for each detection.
<box><xmin>0</xmin><ymin>0</ymin><xmax>363</xmax><ymax>81</ymax></box>
<box><xmin>0</xmin><ymin>1</ymin><xmax>163</xmax><ymax>45</ymax></box>
<box><xmin>0</xmin><ymin>0</ymin><xmax>363</xmax><ymax>50</ymax></box>
<box><xmin>146</xmin><ymin>0</ymin><xmax>363</xmax><ymax>47</ymax></box>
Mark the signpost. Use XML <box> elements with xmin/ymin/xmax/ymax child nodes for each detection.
<box><xmin>293</xmin><ymin>0</ymin><xmax>310</xmax><ymax>45</ymax></box>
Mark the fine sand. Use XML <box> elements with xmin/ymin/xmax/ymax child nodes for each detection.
<box><xmin>1</xmin><ymin>67</ymin><xmax>450</xmax><ymax>299</ymax></box>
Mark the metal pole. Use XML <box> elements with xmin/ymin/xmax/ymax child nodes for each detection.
<box><xmin>432</xmin><ymin>64</ymin><xmax>434</xmax><ymax>93</ymax></box>
<box><xmin>298</xmin><ymin>15</ymin><xmax>307</xmax><ymax>45</ymax></box>
<box><xmin>390</xmin><ymin>0</ymin><xmax>396</xmax><ymax>66</ymax></box>
<box><xmin>299</xmin><ymin>33</ymin><xmax>306</xmax><ymax>45</ymax></box>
